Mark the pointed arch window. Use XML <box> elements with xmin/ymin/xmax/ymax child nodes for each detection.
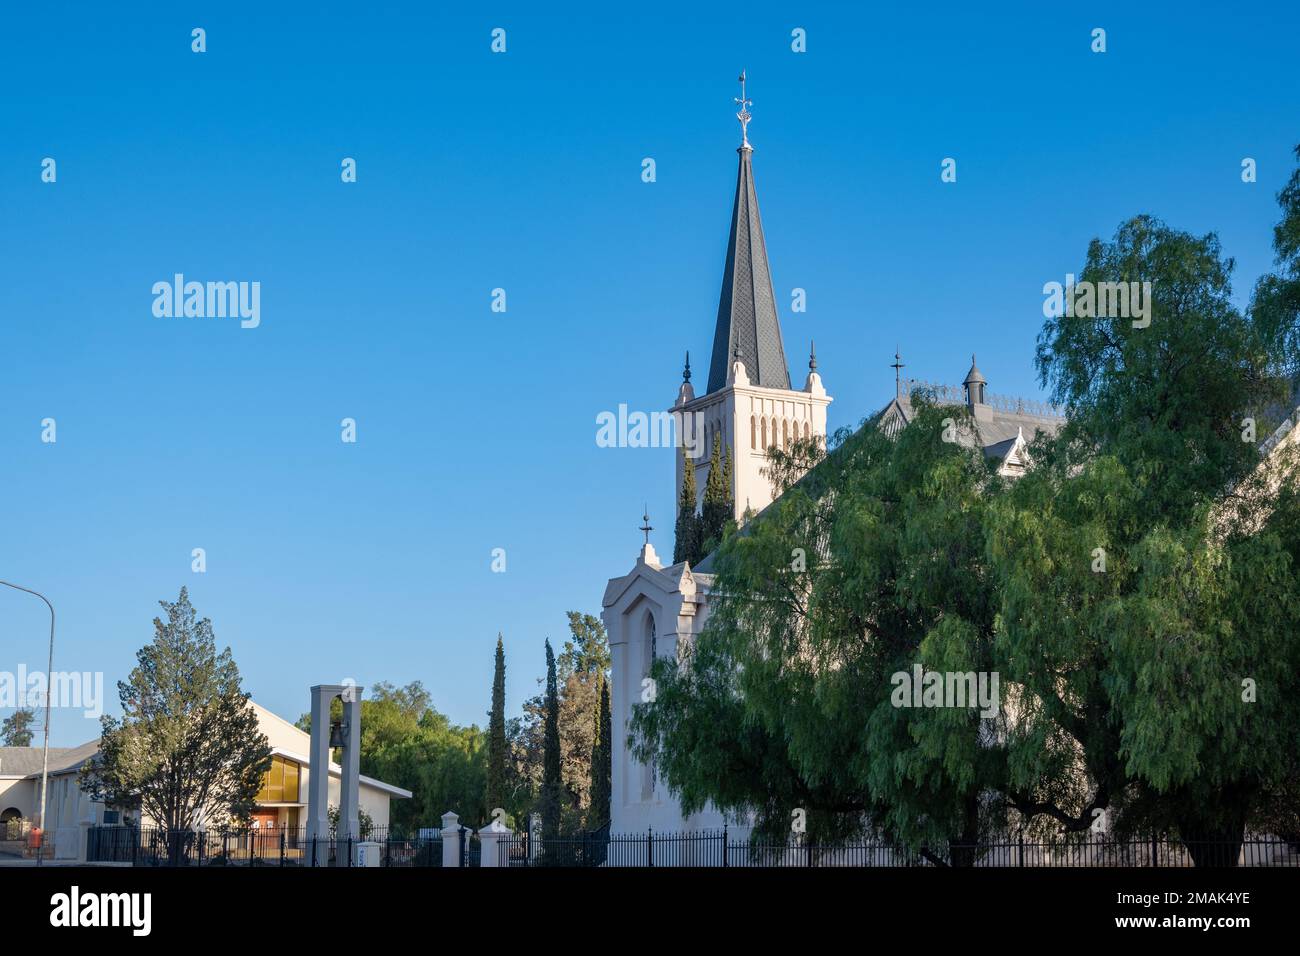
<box><xmin>642</xmin><ymin>613</ymin><xmax>657</xmax><ymax>801</ymax></box>
<box><xmin>750</xmin><ymin>415</ymin><xmax>756</xmax><ymax>449</ymax></box>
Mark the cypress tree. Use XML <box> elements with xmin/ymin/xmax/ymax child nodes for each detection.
<box><xmin>722</xmin><ymin>444</ymin><xmax>735</xmax><ymax>517</ymax></box>
<box><xmin>540</xmin><ymin>639</ymin><xmax>563</xmax><ymax>843</ymax></box>
<box><xmin>485</xmin><ymin>634</ymin><xmax>507</xmax><ymax>815</ymax></box>
<box><xmin>701</xmin><ymin>433</ymin><xmax>729</xmax><ymax>552</ymax></box>
<box><xmin>588</xmin><ymin>678</ymin><xmax>612</xmax><ymax>831</ymax></box>
<box><xmin>673</xmin><ymin>453</ymin><xmax>700</xmax><ymax>565</ymax></box>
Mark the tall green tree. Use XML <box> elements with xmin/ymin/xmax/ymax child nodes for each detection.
<box><xmin>631</xmin><ymin>411</ymin><xmax>1000</xmax><ymax>852</ymax></box>
<box><xmin>516</xmin><ymin>612</ymin><xmax>610</xmax><ymax>829</ymax></box>
<box><xmin>557</xmin><ymin>611</ymin><xmax>611</xmax><ymax>676</ymax></box>
<box><xmin>723</xmin><ymin>444</ymin><xmax>734</xmax><ymax>510</ymax></box>
<box><xmin>587</xmin><ymin>678</ymin><xmax>612</xmax><ymax>831</ymax></box>
<box><xmin>700</xmin><ymin>434</ymin><xmax>734</xmax><ymax>554</ymax></box>
<box><xmin>673</xmin><ymin>453</ymin><xmax>701</xmax><ymax>565</ymax></box>
<box><xmin>1251</xmin><ymin>142</ymin><xmax>1300</xmax><ymax>372</ymax></box>
<box><xmin>538</xmin><ymin>639</ymin><xmax>563</xmax><ymax>842</ymax></box>
<box><xmin>993</xmin><ymin>214</ymin><xmax>1300</xmax><ymax>864</ymax></box>
<box><xmin>1</xmin><ymin>708</ymin><xmax>35</xmax><ymax>747</ymax></box>
<box><xmin>80</xmin><ymin>588</ymin><xmax>271</xmax><ymax>853</ymax></box>
<box><xmin>633</xmin><ymin>213</ymin><xmax>1300</xmax><ymax>865</ymax></box>
<box><xmin>486</xmin><ymin>635</ymin><xmax>508</xmax><ymax>814</ymax></box>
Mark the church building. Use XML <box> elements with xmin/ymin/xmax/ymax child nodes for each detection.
<box><xmin>601</xmin><ymin>78</ymin><xmax>1065</xmax><ymax>837</ymax></box>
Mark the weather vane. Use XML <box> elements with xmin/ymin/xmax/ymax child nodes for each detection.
<box><xmin>735</xmin><ymin>70</ymin><xmax>752</xmax><ymax>149</ymax></box>
<box><xmin>640</xmin><ymin>505</ymin><xmax>653</xmax><ymax>546</ymax></box>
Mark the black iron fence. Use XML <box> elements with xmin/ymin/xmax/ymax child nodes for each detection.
<box><xmin>459</xmin><ymin>826</ymin><xmax>481</xmax><ymax>867</ymax></box>
<box><xmin>502</xmin><ymin>827</ymin><xmax>1300</xmax><ymax>868</ymax></box>
<box><xmin>86</xmin><ymin>824</ymin><xmax>1300</xmax><ymax>868</ymax></box>
<box><xmin>86</xmin><ymin>825</ymin><xmax>445</xmax><ymax>867</ymax></box>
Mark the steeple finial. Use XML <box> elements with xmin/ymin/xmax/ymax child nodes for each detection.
<box><xmin>809</xmin><ymin>339</ymin><xmax>817</xmax><ymax>371</ymax></box>
<box><xmin>639</xmin><ymin>506</ymin><xmax>653</xmax><ymax>546</ymax></box>
<box><xmin>683</xmin><ymin>351</ymin><xmax>691</xmax><ymax>382</ymax></box>
<box><xmin>735</xmin><ymin>70</ymin><xmax>752</xmax><ymax>150</ymax></box>
<box><xmin>891</xmin><ymin>347</ymin><xmax>905</xmax><ymax>400</ymax></box>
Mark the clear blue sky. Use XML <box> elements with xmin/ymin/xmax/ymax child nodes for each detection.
<box><xmin>2</xmin><ymin>1</ymin><xmax>1297</xmax><ymax>745</ymax></box>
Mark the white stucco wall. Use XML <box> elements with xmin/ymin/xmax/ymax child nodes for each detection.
<box><xmin>0</xmin><ymin>778</ymin><xmax>38</xmax><ymax>821</ymax></box>
<box><xmin>602</xmin><ymin>549</ymin><xmax>740</xmax><ymax>839</ymax></box>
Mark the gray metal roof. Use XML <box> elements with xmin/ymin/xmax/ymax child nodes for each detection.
<box><xmin>0</xmin><ymin>741</ymin><xmax>99</xmax><ymax>777</ymax></box>
<box><xmin>706</xmin><ymin>147</ymin><xmax>791</xmax><ymax>394</ymax></box>
<box><xmin>883</xmin><ymin>387</ymin><xmax>1065</xmax><ymax>453</ymax></box>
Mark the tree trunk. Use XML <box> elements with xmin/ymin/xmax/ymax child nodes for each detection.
<box><xmin>1177</xmin><ymin>784</ymin><xmax>1252</xmax><ymax>867</ymax></box>
<box><xmin>948</xmin><ymin>795</ymin><xmax>982</xmax><ymax>868</ymax></box>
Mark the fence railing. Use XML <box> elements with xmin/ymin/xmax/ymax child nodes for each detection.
<box><xmin>501</xmin><ymin>828</ymin><xmax>1300</xmax><ymax>868</ymax></box>
<box><xmin>901</xmin><ymin>378</ymin><xmax>1065</xmax><ymax>419</ymax></box>
<box><xmin>86</xmin><ymin>825</ymin><xmax>445</xmax><ymax>867</ymax></box>
<box><xmin>86</xmin><ymin>824</ymin><xmax>1300</xmax><ymax>868</ymax></box>
<box><xmin>459</xmin><ymin>826</ymin><xmax>481</xmax><ymax>867</ymax></box>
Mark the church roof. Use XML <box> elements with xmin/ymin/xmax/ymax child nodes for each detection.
<box><xmin>879</xmin><ymin>378</ymin><xmax>1065</xmax><ymax>452</ymax></box>
<box><xmin>706</xmin><ymin>146</ymin><xmax>791</xmax><ymax>394</ymax></box>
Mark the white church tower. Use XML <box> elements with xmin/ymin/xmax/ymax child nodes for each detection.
<box><xmin>674</xmin><ymin>72</ymin><xmax>831</xmax><ymax>520</ymax></box>
<box><xmin>602</xmin><ymin>74</ymin><xmax>828</xmax><ymax>840</ymax></box>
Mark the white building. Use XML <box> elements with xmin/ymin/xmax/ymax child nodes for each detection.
<box><xmin>603</xmin><ymin>90</ymin><xmax>1064</xmax><ymax>837</ymax></box>
<box><xmin>0</xmin><ymin>700</ymin><xmax>410</xmax><ymax>861</ymax></box>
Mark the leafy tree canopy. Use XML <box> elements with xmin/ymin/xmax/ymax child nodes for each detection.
<box><xmin>80</xmin><ymin>588</ymin><xmax>271</xmax><ymax>835</ymax></box>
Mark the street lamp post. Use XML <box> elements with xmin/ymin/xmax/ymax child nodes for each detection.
<box><xmin>0</xmin><ymin>581</ymin><xmax>55</xmax><ymax>862</ymax></box>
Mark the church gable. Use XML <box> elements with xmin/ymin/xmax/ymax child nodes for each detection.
<box><xmin>878</xmin><ymin>399</ymin><xmax>910</xmax><ymax>437</ymax></box>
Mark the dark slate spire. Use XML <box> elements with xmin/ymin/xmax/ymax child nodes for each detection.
<box><xmin>706</xmin><ymin>82</ymin><xmax>791</xmax><ymax>394</ymax></box>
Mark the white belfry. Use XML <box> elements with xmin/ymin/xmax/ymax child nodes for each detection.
<box><xmin>306</xmin><ymin>682</ymin><xmax>364</xmax><ymax>865</ymax></box>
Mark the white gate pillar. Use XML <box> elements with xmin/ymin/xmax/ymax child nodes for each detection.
<box><xmin>338</xmin><ymin>690</ymin><xmax>364</xmax><ymax>847</ymax></box>
<box><xmin>478</xmin><ymin>818</ymin><xmax>510</xmax><ymax>867</ymax></box>
<box><xmin>441</xmin><ymin>811</ymin><xmax>462</xmax><ymax>868</ymax></box>
<box><xmin>305</xmin><ymin>685</ymin><xmax>334</xmax><ymax>862</ymax></box>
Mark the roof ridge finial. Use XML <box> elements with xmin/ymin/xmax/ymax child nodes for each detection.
<box><xmin>639</xmin><ymin>505</ymin><xmax>653</xmax><ymax>546</ymax></box>
<box><xmin>809</xmin><ymin>339</ymin><xmax>817</xmax><ymax>371</ymax></box>
<box><xmin>683</xmin><ymin>350</ymin><xmax>691</xmax><ymax>382</ymax></box>
<box><xmin>735</xmin><ymin>70</ymin><xmax>753</xmax><ymax>150</ymax></box>
<box><xmin>891</xmin><ymin>347</ymin><xmax>905</xmax><ymax>400</ymax></box>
